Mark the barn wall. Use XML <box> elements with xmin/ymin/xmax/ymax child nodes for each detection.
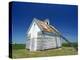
<box><xmin>56</xmin><ymin>36</ymin><xmax>62</xmax><ymax>47</ymax></box>
<box><xmin>42</xmin><ymin>35</ymin><xmax>56</xmax><ymax>49</ymax></box>
<box><xmin>26</xmin><ymin>33</ymin><xmax>62</xmax><ymax>51</ymax></box>
<box><xmin>28</xmin><ymin>22</ymin><xmax>41</xmax><ymax>38</ymax></box>
<box><xmin>36</xmin><ymin>34</ymin><xmax>61</xmax><ymax>50</ymax></box>
<box><xmin>29</xmin><ymin>38</ymin><xmax>36</xmax><ymax>51</ymax></box>
<box><xmin>36</xmin><ymin>38</ymin><xmax>43</xmax><ymax>50</ymax></box>
<box><xmin>26</xmin><ymin>22</ymin><xmax>41</xmax><ymax>51</ymax></box>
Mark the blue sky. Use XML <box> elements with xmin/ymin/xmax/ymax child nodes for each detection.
<box><xmin>11</xmin><ymin>1</ymin><xmax>78</xmax><ymax>44</ymax></box>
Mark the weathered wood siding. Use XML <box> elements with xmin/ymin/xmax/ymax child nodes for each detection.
<box><xmin>26</xmin><ymin>33</ymin><xmax>61</xmax><ymax>51</ymax></box>
<box><xmin>56</xmin><ymin>36</ymin><xmax>62</xmax><ymax>47</ymax></box>
<box><xmin>36</xmin><ymin>33</ymin><xmax>61</xmax><ymax>50</ymax></box>
<box><xmin>26</xmin><ymin>21</ymin><xmax>41</xmax><ymax>51</ymax></box>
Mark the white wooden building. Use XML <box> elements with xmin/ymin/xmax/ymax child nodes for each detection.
<box><xmin>26</xmin><ymin>18</ymin><xmax>62</xmax><ymax>51</ymax></box>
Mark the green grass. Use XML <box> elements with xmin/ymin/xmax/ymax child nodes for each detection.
<box><xmin>11</xmin><ymin>44</ymin><xmax>78</xmax><ymax>59</ymax></box>
<box><xmin>12</xmin><ymin>44</ymin><xmax>25</xmax><ymax>49</ymax></box>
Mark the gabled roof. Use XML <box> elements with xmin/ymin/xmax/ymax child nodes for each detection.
<box><xmin>27</xmin><ymin>18</ymin><xmax>60</xmax><ymax>35</ymax></box>
<box><xmin>35</xmin><ymin>19</ymin><xmax>60</xmax><ymax>34</ymax></box>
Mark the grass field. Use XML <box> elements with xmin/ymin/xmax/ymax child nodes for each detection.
<box><xmin>11</xmin><ymin>44</ymin><xmax>78</xmax><ymax>59</ymax></box>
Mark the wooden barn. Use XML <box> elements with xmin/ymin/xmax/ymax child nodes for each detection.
<box><xmin>26</xmin><ymin>18</ymin><xmax>62</xmax><ymax>51</ymax></box>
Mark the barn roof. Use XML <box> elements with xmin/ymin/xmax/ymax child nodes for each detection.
<box><xmin>37</xmin><ymin>20</ymin><xmax>53</xmax><ymax>32</ymax></box>
<box><xmin>35</xmin><ymin>19</ymin><xmax>60</xmax><ymax>34</ymax></box>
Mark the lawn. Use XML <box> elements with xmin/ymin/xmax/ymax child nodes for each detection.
<box><xmin>11</xmin><ymin>44</ymin><xmax>78</xmax><ymax>59</ymax></box>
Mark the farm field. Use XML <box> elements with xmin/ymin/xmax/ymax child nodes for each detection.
<box><xmin>11</xmin><ymin>44</ymin><xmax>78</xmax><ymax>59</ymax></box>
